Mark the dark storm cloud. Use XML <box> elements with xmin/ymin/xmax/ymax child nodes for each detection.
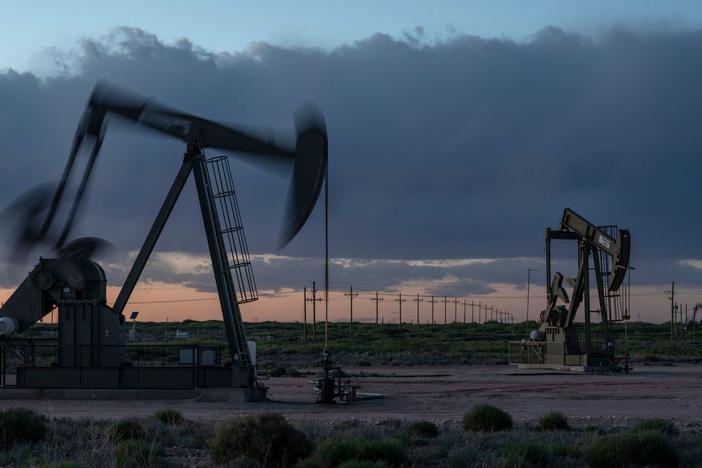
<box><xmin>1</xmin><ymin>26</ymin><xmax>702</xmax><ymax>291</ymax></box>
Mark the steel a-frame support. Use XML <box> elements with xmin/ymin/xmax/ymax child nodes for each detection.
<box><xmin>112</xmin><ymin>141</ymin><xmax>254</xmax><ymax>386</ymax></box>
<box><xmin>191</xmin><ymin>145</ymin><xmax>253</xmax><ymax>382</ymax></box>
<box><xmin>546</xmin><ymin>228</ymin><xmax>613</xmax><ymax>365</ymax></box>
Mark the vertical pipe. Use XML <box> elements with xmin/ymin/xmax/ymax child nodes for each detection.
<box><xmin>312</xmin><ymin>282</ymin><xmax>317</xmax><ymax>341</ymax></box>
<box><xmin>324</xmin><ymin>160</ymin><xmax>329</xmax><ymax>350</ymax></box>
<box><xmin>583</xmin><ymin>243</ymin><xmax>592</xmax><ymax>361</ymax></box>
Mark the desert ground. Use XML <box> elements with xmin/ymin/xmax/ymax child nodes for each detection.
<box><xmin>1</xmin><ymin>365</ymin><xmax>700</xmax><ymax>427</ymax></box>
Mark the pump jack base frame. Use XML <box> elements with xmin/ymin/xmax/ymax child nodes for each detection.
<box><xmin>0</xmin><ymin>386</ymin><xmax>266</xmax><ymax>402</ymax></box>
<box><xmin>509</xmin><ymin>341</ymin><xmax>619</xmax><ymax>374</ymax></box>
<box><xmin>5</xmin><ymin>367</ymin><xmax>267</xmax><ymax>402</ymax></box>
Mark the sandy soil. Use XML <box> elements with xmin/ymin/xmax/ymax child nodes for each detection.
<box><xmin>1</xmin><ymin>365</ymin><xmax>701</xmax><ymax>426</ymax></box>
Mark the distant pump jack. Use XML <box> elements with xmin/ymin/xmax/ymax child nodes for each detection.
<box><xmin>509</xmin><ymin>208</ymin><xmax>631</xmax><ymax>373</ymax></box>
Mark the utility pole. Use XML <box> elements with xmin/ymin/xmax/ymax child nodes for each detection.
<box><xmin>306</xmin><ymin>281</ymin><xmax>322</xmax><ymax>340</ymax></box>
<box><xmin>413</xmin><ymin>294</ymin><xmax>423</xmax><ymax>325</ymax></box>
<box><xmin>685</xmin><ymin>304</ymin><xmax>689</xmax><ymax>329</ymax></box>
<box><xmin>484</xmin><ymin>304</ymin><xmax>489</xmax><ymax>322</ymax></box>
<box><xmin>443</xmin><ymin>296</ymin><xmax>448</xmax><ymax>324</ymax></box>
<box><xmin>527</xmin><ymin>267</ymin><xmax>537</xmax><ymax>322</ymax></box>
<box><xmin>478</xmin><ymin>301</ymin><xmax>482</xmax><ymax>323</ymax></box>
<box><xmin>370</xmin><ymin>292</ymin><xmax>383</xmax><ymax>326</ymax></box>
<box><xmin>344</xmin><ymin>285</ymin><xmax>359</xmax><ymax>336</ymax></box>
<box><xmin>429</xmin><ymin>296</ymin><xmax>437</xmax><ymax>324</ymax></box>
<box><xmin>669</xmin><ymin>281</ymin><xmax>675</xmax><ymax>342</ymax></box>
<box><xmin>453</xmin><ymin>297</ymin><xmax>459</xmax><ymax>323</ymax></box>
<box><xmin>303</xmin><ymin>287</ymin><xmax>308</xmax><ymax>341</ymax></box>
<box><xmin>462</xmin><ymin>298</ymin><xmax>467</xmax><ymax>323</ymax></box>
<box><xmin>395</xmin><ymin>293</ymin><xmax>407</xmax><ymax>324</ymax></box>
<box><xmin>470</xmin><ymin>301</ymin><xmax>475</xmax><ymax>323</ymax></box>
<box><xmin>694</xmin><ymin>304</ymin><xmax>699</xmax><ymax>341</ymax></box>
<box><xmin>489</xmin><ymin>305</ymin><xmax>495</xmax><ymax>321</ymax></box>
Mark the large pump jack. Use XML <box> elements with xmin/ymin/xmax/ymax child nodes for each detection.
<box><xmin>0</xmin><ymin>83</ymin><xmax>327</xmax><ymax>397</ymax></box>
<box><xmin>510</xmin><ymin>208</ymin><xmax>631</xmax><ymax>372</ymax></box>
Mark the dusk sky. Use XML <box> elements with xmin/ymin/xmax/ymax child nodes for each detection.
<box><xmin>2</xmin><ymin>1</ymin><xmax>702</xmax><ymax>323</ymax></box>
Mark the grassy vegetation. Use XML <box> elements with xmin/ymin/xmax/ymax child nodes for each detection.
<box><xmin>0</xmin><ymin>408</ymin><xmax>47</xmax><ymax>448</ymax></box>
<box><xmin>630</xmin><ymin>418</ymin><xmax>680</xmax><ymax>437</ymax></box>
<box><xmin>586</xmin><ymin>431</ymin><xmax>679</xmax><ymax>468</ymax></box>
<box><xmin>153</xmin><ymin>408</ymin><xmax>185</xmax><ymax>426</ymax></box>
<box><xmin>1</xmin><ymin>409</ymin><xmax>700</xmax><ymax>467</ymax></box>
<box><xmin>41</xmin><ymin>319</ymin><xmax>699</xmax><ymax>369</ymax></box>
<box><xmin>113</xmin><ymin>439</ymin><xmax>165</xmax><ymax>468</ymax></box>
<box><xmin>107</xmin><ymin>419</ymin><xmax>144</xmax><ymax>443</ymax></box>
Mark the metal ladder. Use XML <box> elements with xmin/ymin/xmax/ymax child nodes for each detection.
<box><xmin>205</xmin><ymin>156</ymin><xmax>258</xmax><ymax>304</ymax></box>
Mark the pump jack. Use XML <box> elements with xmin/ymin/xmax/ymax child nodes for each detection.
<box><xmin>0</xmin><ymin>82</ymin><xmax>327</xmax><ymax>398</ymax></box>
<box><xmin>509</xmin><ymin>208</ymin><xmax>631</xmax><ymax>372</ymax></box>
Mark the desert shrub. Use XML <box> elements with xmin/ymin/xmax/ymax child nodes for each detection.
<box><xmin>153</xmin><ymin>408</ymin><xmax>184</xmax><ymax>426</ymax></box>
<box><xmin>113</xmin><ymin>439</ymin><xmax>164</xmax><ymax>468</ymax></box>
<box><xmin>630</xmin><ymin>418</ymin><xmax>679</xmax><ymax>436</ymax></box>
<box><xmin>210</xmin><ymin>413</ymin><xmax>312</xmax><ymax>467</ymax></box>
<box><xmin>0</xmin><ymin>407</ymin><xmax>47</xmax><ymax>447</ymax></box>
<box><xmin>406</xmin><ymin>420</ymin><xmax>439</xmax><ymax>439</ymax></box>
<box><xmin>537</xmin><ymin>412</ymin><xmax>570</xmax><ymax>431</ymax></box>
<box><xmin>585</xmin><ymin>431</ymin><xmax>678</xmax><ymax>468</ymax></box>
<box><xmin>499</xmin><ymin>441</ymin><xmax>549</xmax><ymax>467</ymax></box>
<box><xmin>267</xmin><ymin>367</ymin><xmax>286</xmax><ymax>377</ymax></box>
<box><xmin>311</xmin><ymin>437</ymin><xmax>407</xmax><ymax>467</ymax></box>
<box><xmin>107</xmin><ymin>419</ymin><xmax>144</xmax><ymax>443</ymax></box>
<box><xmin>462</xmin><ymin>404</ymin><xmax>513</xmax><ymax>432</ymax></box>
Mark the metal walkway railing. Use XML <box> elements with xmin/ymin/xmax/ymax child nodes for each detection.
<box><xmin>205</xmin><ymin>155</ymin><xmax>258</xmax><ymax>304</ymax></box>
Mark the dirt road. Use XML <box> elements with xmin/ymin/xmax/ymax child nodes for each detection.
<box><xmin>1</xmin><ymin>365</ymin><xmax>700</xmax><ymax>425</ymax></box>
